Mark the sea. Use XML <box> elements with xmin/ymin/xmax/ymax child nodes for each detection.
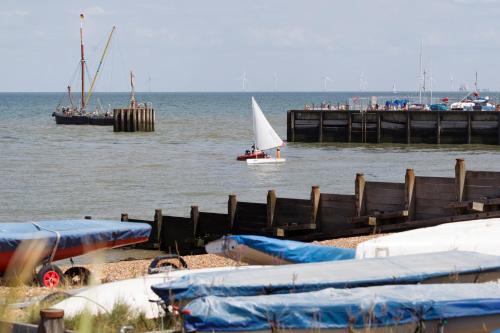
<box><xmin>1</xmin><ymin>91</ymin><xmax>500</xmax><ymax>223</ymax></box>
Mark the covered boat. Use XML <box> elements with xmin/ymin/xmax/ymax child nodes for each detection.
<box><xmin>54</xmin><ymin>265</ymin><xmax>263</xmax><ymax>319</ymax></box>
<box><xmin>356</xmin><ymin>217</ymin><xmax>500</xmax><ymax>259</ymax></box>
<box><xmin>151</xmin><ymin>251</ymin><xmax>500</xmax><ymax>304</ymax></box>
<box><xmin>182</xmin><ymin>283</ymin><xmax>500</xmax><ymax>333</ymax></box>
<box><xmin>205</xmin><ymin>235</ymin><xmax>354</xmax><ymax>265</ymax></box>
<box><xmin>0</xmin><ymin>219</ymin><xmax>151</xmax><ymax>287</ymax></box>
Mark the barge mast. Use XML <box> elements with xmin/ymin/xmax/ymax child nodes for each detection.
<box><xmin>80</xmin><ymin>13</ymin><xmax>86</xmax><ymax>111</ymax></box>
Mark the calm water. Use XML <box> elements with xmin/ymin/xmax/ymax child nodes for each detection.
<box><xmin>1</xmin><ymin>92</ymin><xmax>500</xmax><ymax>222</ymax></box>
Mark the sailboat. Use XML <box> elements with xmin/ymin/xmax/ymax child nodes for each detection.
<box><xmin>242</xmin><ymin>97</ymin><xmax>285</xmax><ymax>164</ymax></box>
<box><xmin>52</xmin><ymin>14</ymin><xmax>115</xmax><ymax>126</ymax></box>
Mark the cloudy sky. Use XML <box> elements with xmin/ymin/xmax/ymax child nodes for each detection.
<box><xmin>1</xmin><ymin>0</ymin><xmax>500</xmax><ymax>92</ymax></box>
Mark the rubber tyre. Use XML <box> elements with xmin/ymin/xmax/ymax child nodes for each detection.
<box><xmin>36</xmin><ymin>264</ymin><xmax>64</xmax><ymax>288</ymax></box>
<box><xmin>63</xmin><ymin>266</ymin><xmax>92</xmax><ymax>286</ymax></box>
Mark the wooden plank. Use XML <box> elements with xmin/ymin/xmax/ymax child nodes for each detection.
<box><xmin>274</xmin><ymin>197</ymin><xmax>311</xmax><ymax>226</ymax></box>
<box><xmin>467</xmin><ymin>112</ymin><xmax>472</xmax><ymax>144</ymax></box>
<box><xmin>320</xmin><ymin>193</ymin><xmax>355</xmax><ymax>203</ymax></box>
<box><xmin>365</xmin><ymin>188</ymin><xmax>405</xmax><ymax>203</ymax></box>
<box><xmin>197</xmin><ymin>212</ymin><xmax>231</xmax><ymax>237</ymax></box>
<box><xmin>466</xmin><ymin>170</ymin><xmax>500</xmax><ymax>180</ymax></box>
<box><xmin>415</xmin><ymin>187</ymin><xmax>457</xmax><ymax>199</ymax></box>
<box><xmin>348</xmin><ymin>113</ymin><xmax>352</xmax><ymax>142</ymax></box>
<box><xmin>415</xmin><ymin>176</ymin><xmax>455</xmax><ymax>185</ymax></box>
<box><xmin>465</xmin><ymin>186</ymin><xmax>500</xmax><ymax>199</ymax></box>
<box><xmin>349</xmin><ymin>216</ymin><xmax>377</xmax><ymax>225</ymax></box>
<box><xmin>446</xmin><ymin>201</ymin><xmax>484</xmax><ymax>212</ymax></box>
<box><xmin>436</xmin><ymin>112</ymin><xmax>441</xmax><ymax>144</ymax></box>
<box><xmin>406</xmin><ymin>112</ymin><xmax>411</xmax><ymax>144</ymax></box>
<box><xmin>319</xmin><ymin>112</ymin><xmax>323</xmax><ymax>142</ymax></box>
<box><xmin>365</xmin><ymin>181</ymin><xmax>405</xmax><ymax>191</ymax></box>
<box><xmin>375</xmin><ymin>209</ymin><xmax>409</xmax><ymax>219</ymax></box>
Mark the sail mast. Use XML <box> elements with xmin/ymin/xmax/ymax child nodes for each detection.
<box><xmin>84</xmin><ymin>26</ymin><xmax>116</xmax><ymax>107</ymax></box>
<box><xmin>80</xmin><ymin>14</ymin><xmax>85</xmax><ymax>110</ymax></box>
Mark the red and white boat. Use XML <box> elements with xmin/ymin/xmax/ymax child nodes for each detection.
<box><xmin>236</xmin><ymin>150</ymin><xmax>267</xmax><ymax>161</ymax></box>
<box><xmin>238</xmin><ymin>97</ymin><xmax>286</xmax><ymax>164</ymax></box>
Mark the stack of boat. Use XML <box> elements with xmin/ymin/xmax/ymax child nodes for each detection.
<box><xmin>53</xmin><ymin>217</ymin><xmax>500</xmax><ymax>332</ymax></box>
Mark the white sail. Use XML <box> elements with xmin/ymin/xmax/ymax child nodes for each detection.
<box><xmin>252</xmin><ymin>97</ymin><xmax>283</xmax><ymax>151</ymax></box>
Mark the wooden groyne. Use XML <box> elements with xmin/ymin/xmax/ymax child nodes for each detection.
<box><xmin>124</xmin><ymin>159</ymin><xmax>500</xmax><ymax>255</ymax></box>
<box><xmin>113</xmin><ymin>107</ymin><xmax>155</xmax><ymax>132</ymax></box>
<box><xmin>287</xmin><ymin>110</ymin><xmax>500</xmax><ymax>144</ymax></box>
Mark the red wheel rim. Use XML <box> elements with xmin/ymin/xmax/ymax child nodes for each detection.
<box><xmin>43</xmin><ymin>270</ymin><xmax>60</xmax><ymax>288</ymax></box>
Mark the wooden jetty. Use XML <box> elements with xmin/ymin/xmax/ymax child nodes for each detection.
<box><xmin>123</xmin><ymin>159</ymin><xmax>500</xmax><ymax>254</ymax></box>
<box><xmin>287</xmin><ymin>110</ymin><xmax>500</xmax><ymax>144</ymax></box>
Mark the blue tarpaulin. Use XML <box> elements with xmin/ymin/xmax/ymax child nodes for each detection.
<box><xmin>0</xmin><ymin>220</ymin><xmax>151</xmax><ymax>271</ymax></box>
<box><xmin>182</xmin><ymin>283</ymin><xmax>500</xmax><ymax>331</ymax></box>
<box><xmin>216</xmin><ymin>235</ymin><xmax>354</xmax><ymax>263</ymax></box>
<box><xmin>152</xmin><ymin>251</ymin><xmax>500</xmax><ymax>303</ymax></box>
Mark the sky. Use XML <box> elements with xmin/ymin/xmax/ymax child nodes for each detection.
<box><xmin>1</xmin><ymin>0</ymin><xmax>500</xmax><ymax>92</ymax></box>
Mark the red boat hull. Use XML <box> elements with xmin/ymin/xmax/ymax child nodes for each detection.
<box><xmin>237</xmin><ymin>151</ymin><xmax>267</xmax><ymax>161</ymax></box>
<box><xmin>0</xmin><ymin>236</ymin><xmax>148</xmax><ymax>274</ymax></box>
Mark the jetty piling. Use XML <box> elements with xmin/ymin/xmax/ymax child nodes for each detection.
<box><xmin>122</xmin><ymin>159</ymin><xmax>500</xmax><ymax>255</ymax></box>
<box><xmin>287</xmin><ymin>110</ymin><xmax>500</xmax><ymax>144</ymax></box>
<box><xmin>113</xmin><ymin>107</ymin><xmax>155</xmax><ymax>132</ymax></box>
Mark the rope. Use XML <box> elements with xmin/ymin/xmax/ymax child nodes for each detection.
<box><xmin>31</xmin><ymin>222</ymin><xmax>61</xmax><ymax>264</ymax></box>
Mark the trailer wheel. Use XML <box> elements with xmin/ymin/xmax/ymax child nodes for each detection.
<box><xmin>37</xmin><ymin>264</ymin><xmax>64</xmax><ymax>288</ymax></box>
<box><xmin>64</xmin><ymin>266</ymin><xmax>92</xmax><ymax>286</ymax></box>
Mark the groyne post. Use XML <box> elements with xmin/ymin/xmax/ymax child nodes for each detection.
<box><xmin>311</xmin><ymin>186</ymin><xmax>320</xmax><ymax>227</ymax></box>
<box><xmin>405</xmin><ymin>169</ymin><xmax>416</xmax><ymax>220</ymax></box>
<box><xmin>190</xmin><ymin>205</ymin><xmax>199</xmax><ymax>237</ymax></box>
<box><xmin>455</xmin><ymin>159</ymin><xmax>466</xmax><ymax>202</ymax></box>
<box><xmin>355</xmin><ymin>173</ymin><xmax>366</xmax><ymax>217</ymax></box>
<box><xmin>38</xmin><ymin>309</ymin><xmax>65</xmax><ymax>333</ymax></box>
<box><xmin>267</xmin><ymin>190</ymin><xmax>277</xmax><ymax>229</ymax></box>
<box><xmin>228</xmin><ymin>194</ymin><xmax>237</xmax><ymax>230</ymax></box>
<box><xmin>152</xmin><ymin>209</ymin><xmax>162</xmax><ymax>247</ymax></box>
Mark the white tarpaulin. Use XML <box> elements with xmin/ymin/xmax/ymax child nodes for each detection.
<box><xmin>356</xmin><ymin>218</ymin><xmax>500</xmax><ymax>259</ymax></box>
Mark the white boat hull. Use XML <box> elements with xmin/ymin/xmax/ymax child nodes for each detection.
<box><xmin>53</xmin><ymin>265</ymin><xmax>263</xmax><ymax>319</ymax></box>
<box><xmin>247</xmin><ymin>158</ymin><xmax>286</xmax><ymax>164</ymax></box>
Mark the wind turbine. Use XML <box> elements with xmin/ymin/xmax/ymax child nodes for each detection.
<box><xmin>418</xmin><ymin>40</ymin><xmax>424</xmax><ymax>103</ymax></box>
<box><xmin>322</xmin><ymin>76</ymin><xmax>333</xmax><ymax>91</ymax></box>
<box><xmin>359</xmin><ymin>72</ymin><xmax>368</xmax><ymax>92</ymax></box>
<box><xmin>273</xmin><ymin>73</ymin><xmax>278</xmax><ymax>92</ymax></box>
<box><xmin>242</xmin><ymin>72</ymin><xmax>247</xmax><ymax>91</ymax></box>
<box><xmin>450</xmin><ymin>74</ymin><xmax>454</xmax><ymax>91</ymax></box>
